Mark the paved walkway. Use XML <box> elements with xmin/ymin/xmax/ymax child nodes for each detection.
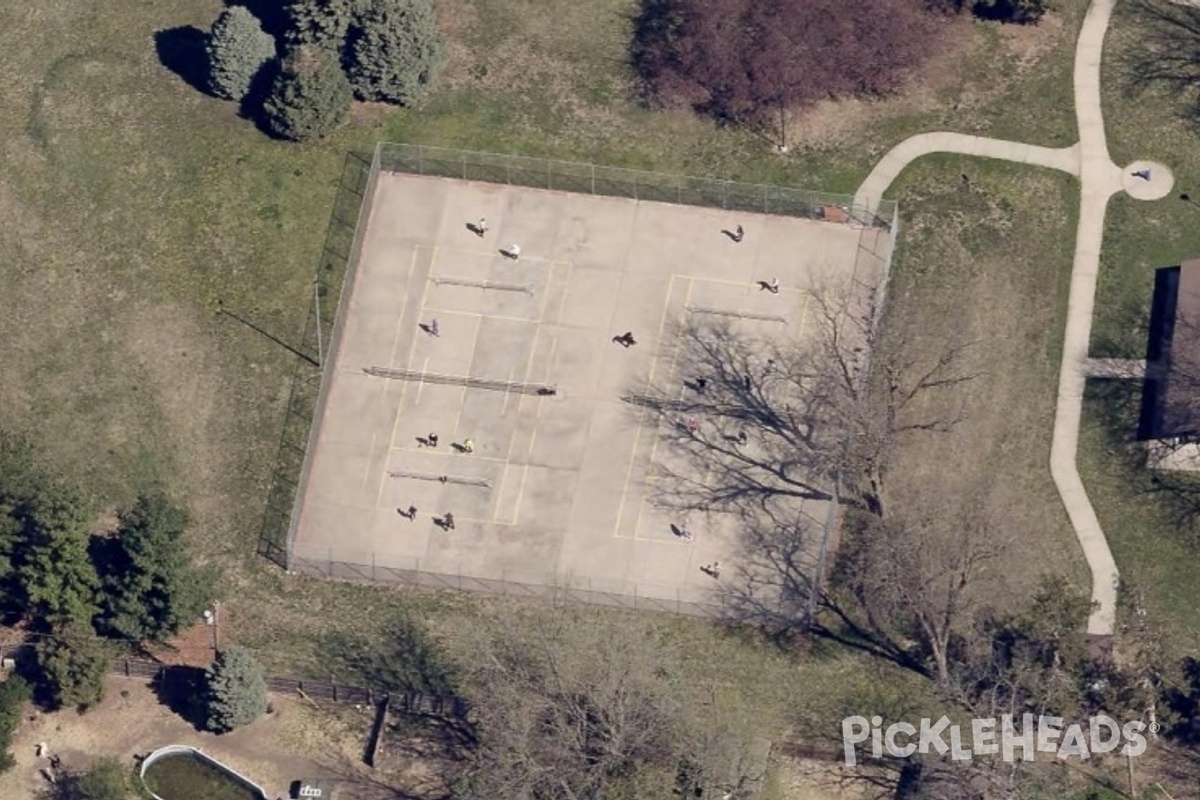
<box><xmin>855</xmin><ymin>0</ymin><xmax>1174</xmax><ymax>636</ymax></box>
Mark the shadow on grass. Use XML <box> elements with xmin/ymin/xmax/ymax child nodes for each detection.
<box><xmin>153</xmin><ymin>665</ymin><xmax>208</xmax><ymax>730</ymax></box>
<box><xmin>154</xmin><ymin>26</ymin><xmax>212</xmax><ymax>96</ymax></box>
<box><xmin>1088</xmin><ymin>379</ymin><xmax>1200</xmax><ymax>536</ymax></box>
<box><xmin>256</xmin><ymin>151</ymin><xmax>374</xmax><ymax>568</ymax></box>
<box><xmin>228</xmin><ymin>0</ymin><xmax>291</xmax><ymax>40</ymax></box>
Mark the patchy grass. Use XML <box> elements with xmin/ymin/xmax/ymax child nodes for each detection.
<box><xmin>878</xmin><ymin>155</ymin><xmax>1089</xmax><ymax>607</ymax></box>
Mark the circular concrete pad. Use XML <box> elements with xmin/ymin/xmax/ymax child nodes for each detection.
<box><xmin>1123</xmin><ymin>160</ymin><xmax>1174</xmax><ymax>200</ymax></box>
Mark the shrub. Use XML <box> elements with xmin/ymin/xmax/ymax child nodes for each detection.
<box><xmin>204</xmin><ymin>646</ymin><xmax>268</xmax><ymax>732</ymax></box>
<box><xmin>345</xmin><ymin>0</ymin><xmax>446</xmax><ymax>104</ymax></box>
<box><xmin>262</xmin><ymin>45</ymin><xmax>353</xmax><ymax>141</ymax></box>
<box><xmin>632</xmin><ymin>0</ymin><xmax>941</xmax><ymax>135</ymax></box>
<box><xmin>95</xmin><ymin>492</ymin><xmax>212</xmax><ymax>644</ymax></box>
<box><xmin>35</xmin><ymin>623</ymin><xmax>112</xmax><ymax>712</ymax></box>
<box><xmin>207</xmin><ymin>6</ymin><xmax>278</xmax><ymax>101</ymax></box>
<box><xmin>72</xmin><ymin>757</ymin><xmax>131</xmax><ymax>800</ymax></box>
<box><xmin>0</xmin><ymin>675</ymin><xmax>31</xmax><ymax>773</ymax></box>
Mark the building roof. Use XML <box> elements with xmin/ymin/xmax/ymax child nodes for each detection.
<box><xmin>1143</xmin><ymin>258</ymin><xmax>1200</xmax><ymax>439</ymax></box>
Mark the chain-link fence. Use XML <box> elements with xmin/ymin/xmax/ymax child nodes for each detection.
<box><xmin>290</xmin><ymin>553</ymin><xmax>729</xmax><ymax>618</ymax></box>
<box><xmin>375</xmin><ymin>142</ymin><xmax>896</xmax><ymax>228</ymax></box>
<box><xmin>258</xmin><ymin>150</ymin><xmax>380</xmax><ymax>567</ymax></box>
<box><xmin>269</xmin><ymin>143</ymin><xmax>899</xmax><ymax>626</ymax></box>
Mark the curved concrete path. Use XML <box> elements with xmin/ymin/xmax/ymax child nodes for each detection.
<box><xmin>855</xmin><ymin>0</ymin><xmax>1172</xmax><ymax>636</ymax></box>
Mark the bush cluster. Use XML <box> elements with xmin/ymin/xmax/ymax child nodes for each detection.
<box><xmin>206</xmin><ymin>0</ymin><xmax>447</xmax><ymax>141</ymax></box>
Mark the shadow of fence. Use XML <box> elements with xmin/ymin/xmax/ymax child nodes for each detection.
<box><xmin>257</xmin><ymin>150</ymin><xmax>377</xmax><ymax>567</ymax></box>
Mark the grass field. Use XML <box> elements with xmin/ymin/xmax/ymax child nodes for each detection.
<box><xmin>0</xmin><ymin>0</ymin><xmax>1100</xmax><ymax>763</ymax></box>
<box><xmin>878</xmin><ymin>155</ymin><xmax>1089</xmax><ymax>602</ymax></box>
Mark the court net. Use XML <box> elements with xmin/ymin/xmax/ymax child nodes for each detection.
<box><xmin>363</xmin><ymin>366</ymin><xmax>557</xmax><ymax>396</ymax></box>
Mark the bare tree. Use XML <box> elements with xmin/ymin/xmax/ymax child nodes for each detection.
<box><xmin>453</xmin><ymin>611</ymin><xmax>686</xmax><ymax>800</ymax></box>
<box><xmin>833</xmin><ymin>506</ymin><xmax>1012</xmax><ymax>687</ymax></box>
<box><xmin>627</xmin><ymin>282</ymin><xmax>975</xmax><ymax>519</ymax></box>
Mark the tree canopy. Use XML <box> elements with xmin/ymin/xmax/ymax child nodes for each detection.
<box><xmin>207</xmin><ymin>5</ymin><xmax>278</xmax><ymax>101</ymax></box>
<box><xmin>262</xmin><ymin>45</ymin><xmax>354</xmax><ymax>141</ymax></box>
<box><xmin>632</xmin><ymin>0</ymin><xmax>943</xmax><ymax>143</ymax></box>
<box><xmin>12</xmin><ymin>484</ymin><xmax>99</xmax><ymax>628</ymax></box>
<box><xmin>35</xmin><ymin>623</ymin><xmax>113</xmax><ymax>712</ymax></box>
<box><xmin>95</xmin><ymin>491</ymin><xmax>210</xmax><ymax>643</ymax></box>
<box><xmin>204</xmin><ymin>645</ymin><xmax>269</xmax><ymax>732</ymax></box>
<box><xmin>345</xmin><ymin>0</ymin><xmax>446</xmax><ymax>104</ymax></box>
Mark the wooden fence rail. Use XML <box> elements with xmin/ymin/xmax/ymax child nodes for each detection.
<box><xmin>0</xmin><ymin>644</ymin><xmax>470</xmax><ymax>722</ymax></box>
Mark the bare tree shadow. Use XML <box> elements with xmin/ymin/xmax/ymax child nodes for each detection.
<box><xmin>1124</xmin><ymin>0</ymin><xmax>1200</xmax><ymax>131</ymax></box>
<box><xmin>154</xmin><ymin>26</ymin><xmax>212</xmax><ymax>95</ymax></box>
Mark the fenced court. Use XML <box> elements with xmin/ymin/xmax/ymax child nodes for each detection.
<box><xmin>280</xmin><ymin>144</ymin><xmax>898</xmax><ymax>619</ymax></box>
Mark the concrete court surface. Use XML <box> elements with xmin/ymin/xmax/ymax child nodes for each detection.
<box><xmin>289</xmin><ymin>172</ymin><xmax>890</xmax><ymax>612</ymax></box>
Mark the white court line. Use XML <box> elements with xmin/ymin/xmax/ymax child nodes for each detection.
<box><xmin>452</xmin><ymin>314</ymin><xmax>484</xmax><ymax>438</ymax></box>
<box><xmin>501</xmin><ymin>366</ymin><xmax>516</xmax><ymax>416</ymax></box>
<box><xmin>376</xmin><ymin>246</ymin><xmax>437</xmax><ymax>508</ymax></box>
<box><xmin>414</xmin><ymin>356</ymin><xmax>430</xmax><ymax>403</ymax></box>
<box><xmin>362</xmin><ymin>247</ymin><xmax>421</xmax><ymax>489</ymax></box>
<box><xmin>362</xmin><ymin>433</ymin><xmax>377</xmax><ymax>487</ymax></box>
<box><xmin>503</xmin><ymin>263</ymin><xmax>566</xmax><ymax>526</ymax></box>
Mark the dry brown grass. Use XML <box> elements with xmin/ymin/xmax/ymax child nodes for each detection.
<box><xmin>879</xmin><ymin>156</ymin><xmax>1090</xmax><ymax>611</ymax></box>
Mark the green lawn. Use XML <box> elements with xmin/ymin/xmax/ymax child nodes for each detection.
<box><xmin>1079</xmin><ymin>0</ymin><xmax>1200</xmax><ymax>654</ymax></box>
<box><xmin>0</xmin><ymin>0</ymin><xmax>1099</xmax><ymax>752</ymax></box>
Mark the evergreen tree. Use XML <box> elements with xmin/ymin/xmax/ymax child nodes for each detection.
<box><xmin>286</xmin><ymin>0</ymin><xmax>366</xmax><ymax>48</ymax></box>
<box><xmin>13</xmin><ymin>484</ymin><xmax>98</xmax><ymax>628</ymax></box>
<box><xmin>345</xmin><ymin>0</ymin><xmax>446</xmax><ymax>105</ymax></box>
<box><xmin>0</xmin><ymin>431</ymin><xmax>43</xmax><ymax>605</ymax></box>
<box><xmin>96</xmin><ymin>492</ymin><xmax>211</xmax><ymax>643</ymax></box>
<box><xmin>204</xmin><ymin>646</ymin><xmax>268</xmax><ymax>732</ymax></box>
<box><xmin>35</xmin><ymin>623</ymin><xmax>112</xmax><ymax>711</ymax></box>
<box><xmin>207</xmin><ymin>5</ymin><xmax>278</xmax><ymax>101</ymax></box>
<box><xmin>262</xmin><ymin>46</ymin><xmax>353</xmax><ymax>141</ymax></box>
<box><xmin>0</xmin><ymin>675</ymin><xmax>30</xmax><ymax>773</ymax></box>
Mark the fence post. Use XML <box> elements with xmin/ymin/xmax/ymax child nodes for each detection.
<box><xmin>762</xmin><ymin>185</ymin><xmax>768</xmax><ymax>214</ymax></box>
<box><xmin>507</xmin><ymin>155</ymin><xmax>512</xmax><ymax>186</ymax></box>
<box><xmin>590</xmin><ymin>164</ymin><xmax>595</xmax><ymax>195</ymax></box>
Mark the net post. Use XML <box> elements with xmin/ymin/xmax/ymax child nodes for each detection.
<box><xmin>591</xmin><ymin>164</ymin><xmax>595</xmax><ymax>195</ymax></box>
<box><xmin>461</xmin><ymin>153</ymin><xmax>466</xmax><ymax>180</ymax></box>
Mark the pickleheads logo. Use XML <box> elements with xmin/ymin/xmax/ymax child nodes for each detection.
<box><xmin>841</xmin><ymin>714</ymin><xmax>1152</xmax><ymax>766</ymax></box>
